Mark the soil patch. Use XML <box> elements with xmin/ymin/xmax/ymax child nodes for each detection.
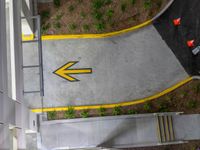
<box><xmin>38</xmin><ymin>0</ymin><xmax>169</xmax><ymax>35</ymax></box>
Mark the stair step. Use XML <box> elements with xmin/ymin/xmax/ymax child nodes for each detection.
<box><xmin>156</xmin><ymin>115</ymin><xmax>175</xmax><ymax>143</ymax></box>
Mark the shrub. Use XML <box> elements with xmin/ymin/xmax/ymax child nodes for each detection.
<box><xmin>80</xmin><ymin>110</ymin><xmax>89</xmax><ymax>118</ymax></box>
<box><xmin>187</xmin><ymin>100</ymin><xmax>197</xmax><ymax>109</ymax></box>
<box><xmin>121</xmin><ymin>3</ymin><xmax>127</xmax><ymax>12</ymax></box>
<box><xmin>158</xmin><ymin>101</ymin><xmax>169</xmax><ymax>112</ymax></box>
<box><xmin>68</xmin><ymin>23</ymin><xmax>77</xmax><ymax>31</ymax></box>
<box><xmin>143</xmin><ymin>103</ymin><xmax>151</xmax><ymax>112</ymax></box>
<box><xmin>106</xmin><ymin>9</ymin><xmax>114</xmax><ymax>19</ymax></box>
<box><xmin>55</xmin><ymin>13</ymin><xmax>63</xmax><ymax>21</ymax></box>
<box><xmin>47</xmin><ymin>111</ymin><xmax>56</xmax><ymax>120</ymax></box>
<box><xmin>41</xmin><ymin>23</ymin><xmax>50</xmax><ymax>34</ymax></box>
<box><xmin>41</xmin><ymin>10</ymin><xmax>50</xmax><ymax>19</ymax></box>
<box><xmin>112</xmin><ymin>106</ymin><xmax>122</xmax><ymax>115</ymax></box>
<box><xmin>54</xmin><ymin>22</ymin><xmax>61</xmax><ymax>29</ymax></box>
<box><xmin>98</xmin><ymin>107</ymin><xmax>106</xmax><ymax>116</ymax></box>
<box><xmin>64</xmin><ymin>107</ymin><xmax>75</xmax><ymax>119</ymax></box>
<box><xmin>92</xmin><ymin>0</ymin><xmax>104</xmax><ymax>10</ymax></box>
<box><xmin>83</xmin><ymin>24</ymin><xmax>90</xmax><ymax>31</ymax></box>
<box><xmin>144</xmin><ymin>0</ymin><xmax>152</xmax><ymax>9</ymax></box>
<box><xmin>127</xmin><ymin>109</ymin><xmax>137</xmax><ymax>115</ymax></box>
<box><xmin>194</xmin><ymin>83</ymin><xmax>200</xmax><ymax>94</ymax></box>
<box><xmin>80</xmin><ymin>12</ymin><xmax>86</xmax><ymax>18</ymax></box>
<box><xmin>104</xmin><ymin>0</ymin><xmax>112</xmax><ymax>5</ymax></box>
<box><xmin>92</xmin><ymin>11</ymin><xmax>103</xmax><ymax>20</ymax></box>
<box><xmin>68</xmin><ymin>5</ymin><xmax>75</xmax><ymax>12</ymax></box>
<box><xmin>53</xmin><ymin>0</ymin><xmax>61</xmax><ymax>7</ymax></box>
<box><xmin>95</xmin><ymin>22</ymin><xmax>105</xmax><ymax>31</ymax></box>
<box><xmin>130</xmin><ymin>0</ymin><xmax>136</xmax><ymax>5</ymax></box>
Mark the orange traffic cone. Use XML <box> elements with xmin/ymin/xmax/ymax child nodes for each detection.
<box><xmin>187</xmin><ymin>40</ymin><xmax>195</xmax><ymax>47</ymax></box>
<box><xmin>173</xmin><ymin>18</ymin><xmax>181</xmax><ymax>26</ymax></box>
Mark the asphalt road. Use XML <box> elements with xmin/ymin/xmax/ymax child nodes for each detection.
<box><xmin>154</xmin><ymin>0</ymin><xmax>200</xmax><ymax>75</ymax></box>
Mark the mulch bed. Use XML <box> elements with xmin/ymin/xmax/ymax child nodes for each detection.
<box><xmin>38</xmin><ymin>0</ymin><xmax>169</xmax><ymax>35</ymax></box>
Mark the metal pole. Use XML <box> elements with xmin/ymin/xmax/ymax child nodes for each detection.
<box><xmin>37</xmin><ymin>15</ymin><xmax>44</xmax><ymax>97</ymax></box>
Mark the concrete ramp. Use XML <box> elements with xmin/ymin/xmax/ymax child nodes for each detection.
<box><xmin>40</xmin><ymin>113</ymin><xmax>200</xmax><ymax>149</ymax></box>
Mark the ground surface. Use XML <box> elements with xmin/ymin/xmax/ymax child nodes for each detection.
<box><xmin>23</xmin><ymin>25</ymin><xmax>188</xmax><ymax>108</ymax></box>
<box><xmin>38</xmin><ymin>0</ymin><xmax>169</xmax><ymax>34</ymax></box>
<box><xmin>154</xmin><ymin>0</ymin><xmax>200</xmax><ymax>76</ymax></box>
<box><xmin>127</xmin><ymin>141</ymin><xmax>200</xmax><ymax>150</ymax></box>
<box><xmin>48</xmin><ymin>80</ymin><xmax>200</xmax><ymax>120</ymax></box>
<box><xmin>41</xmin><ymin>114</ymin><xmax>200</xmax><ymax>149</ymax></box>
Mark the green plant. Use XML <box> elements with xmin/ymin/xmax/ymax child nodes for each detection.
<box><xmin>106</xmin><ymin>9</ymin><xmax>114</xmax><ymax>18</ymax></box>
<box><xmin>47</xmin><ymin>111</ymin><xmax>56</xmax><ymax>120</ymax></box>
<box><xmin>98</xmin><ymin>107</ymin><xmax>106</xmax><ymax>116</ymax></box>
<box><xmin>53</xmin><ymin>0</ymin><xmax>61</xmax><ymax>7</ymax></box>
<box><xmin>80</xmin><ymin>110</ymin><xmax>89</xmax><ymax>118</ymax></box>
<box><xmin>104</xmin><ymin>0</ymin><xmax>112</xmax><ymax>5</ymax></box>
<box><xmin>54</xmin><ymin>22</ymin><xmax>61</xmax><ymax>29</ymax></box>
<box><xmin>187</xmin><ymin>100</ymin><xmax>197</xmax><ymax>109</ymax></box>
<box><xmin>121</xmin><ymin>3</ymin><xmax>127</xmax><ymax>12</ymax></box>
<box><xmin>41</xmin><ymin>10</ymin><xmax>50</xmax><ymax>19</ymax></box>
<box><xmin>144</xmin><ymin>0</ymin><xmax>152</xmax><ymax>9</ymax></box>
<box><xmin>83</xmin><ymin>24</ymin><xmax>90</xmax><ymax>31</ymax></box>
<box><xmin>68</xmin><ymin>23</ymin><xmax>77</xmax><ymax>31</ymax></box>
<box><xmin>127</xmin><ymin>109</ymin><xmax>137</xmax><ymax>115</ymax></box>
<box><xmin>143</xmin><ymin>103</ymin><xmax>151</xmax><ymax>111</ymax></box>
<box><xmin>130</xmin><ymin>0</ymin><xmax>136</xmax><ymax>5</ymax></box>
<box><xmin>55</xmin><ymin>13</ymin><xmax>63</xmax><ymax>21</ymax></box>
<box><xmin>158</xmin><ymin>101</ymin><xmax>169</xmax><ymax>112</ymax></box>
<box><xmin>95</xmin><ymin>22</ymin><xmax>105</xmax><ymax>31</ymax></box>
<box><xmin>112</xmin><ymin>106</ymin><xmax>122</xmax><ymax>115</ymax></box>
<box><xmin>41</xmin><ymin>23</ymin><xmax>50</xmax><ymax>34</ymax></box>
<box><xmin>80</xmin><ymin>11</ymin><xmax>86</xmax><ymax>18</ymax></box>
<box><xmin>64</xmin><ymin>107</ymin><xmax>75</xmax><ymax>119</ymax></box>
<box><xmin>92</xmin><ymin>0</ymin><xmax>104</xmax><ymax>10</ymax></box>
<box><xmin>68</xmin><ymin>5</ymin><xmax>75</xmax><ymax>12</ymax></box>
<box><xmin>92</xmin><ymin>11</ymin><xmax>103</xmax><ymax>20</ymax></box>
<box><xmin>194</xmin><ymin>83</ymin><xmax>200</xmax><ymax>94</ymax></box>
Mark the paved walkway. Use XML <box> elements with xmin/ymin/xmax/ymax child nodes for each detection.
<box><xmin>40</xmin><ymin>114</ymin><xmax>200</xmax><ymax>149</ymax></box>
<box><xmin>23</xmin><ymin>25</ymin><xmax>188</xmax><ymax>108</ymax></box>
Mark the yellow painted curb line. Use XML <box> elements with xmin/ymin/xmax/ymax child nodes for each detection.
<box><xmin>22</xmin><ymin>20</ymin><xmax>152</xmax><ymax>41</ymax></box>
<box><xmin>22</xmin><ymin>34</ymin><xmax>34</xmax><ymax>41</ymax></box>
<box><xmin>31</xmin><ymin>77</ymin><xmax>192</xmax><ymax>113</ymax></box>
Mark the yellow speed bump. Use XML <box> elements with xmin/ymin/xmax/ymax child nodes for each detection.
<box><xmin>31</xmin><ymin>77</ymin><xmax>192</xmax><ymax>113</ymax></box>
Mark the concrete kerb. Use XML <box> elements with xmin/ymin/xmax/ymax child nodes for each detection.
<box><xmin>22</xmin><ymin>0</ymin><xmax>174</xmax><ymax>41</ymax></box>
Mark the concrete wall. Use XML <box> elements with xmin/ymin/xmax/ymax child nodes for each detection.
<box><xmin>0</xmin><ymin>0</ymin><xmax>31</xmax><ymax>149</ymax></box>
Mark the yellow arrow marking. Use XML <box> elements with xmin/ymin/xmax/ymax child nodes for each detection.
<box><xmin>53</xmin><ymin>61</ymin><xmax>92</xmax><ymax>82</ymax></box>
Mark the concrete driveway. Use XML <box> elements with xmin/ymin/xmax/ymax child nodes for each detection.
<box><xmin>23</xmin><ymin>25</ymin><xmax>188</xmax><ymax>108</ymax></box>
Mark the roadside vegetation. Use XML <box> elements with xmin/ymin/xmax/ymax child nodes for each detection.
<box><xmin>47</xmin><ymin>80</ymin><xmax>200</xmax><ymax>120</ymax></box>
<box><xmin>38</xmin><ymin>0</ymin><xmax>169</xmax><ymax>35</ymax></box>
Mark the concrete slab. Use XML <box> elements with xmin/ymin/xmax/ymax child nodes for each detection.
<box><xmin>173</xmin><ymin>114</ymin><xmax>200</xmax><ymax>141</ymax></box>
<box><xmin>40</xmin><ymin>115</ymin><xmax>158</xmax><ymax>149</ymax></box>
<box><xmin>23</xmin><ymin>25</ymin><xmax>188</xmax><ymax>108</ymax></box>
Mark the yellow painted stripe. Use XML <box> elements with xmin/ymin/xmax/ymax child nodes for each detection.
<box><xmin>22</xmin><ymin>20</ymin><xmax>152</xmax><ymax>41</ymax></box>
<box><xmin>22</xmin><ymin>34</ymin><xmax>34</xmax><ymax>41</ymax></box>
<box><xmin>31</xmin><ymin>77</ymin><xmax>192</xmax><ymax>113</ymax></box>
<box><xmin>64</xmin><ymin>69</ymin><xmax>92</xmax><ymax>74</ymax></box>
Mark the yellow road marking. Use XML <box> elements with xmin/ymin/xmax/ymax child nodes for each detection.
<box><xmin>22</xmin><ymin>34</ymin><xmax>34</xmax><ymax>41</ymax></box>
<box><xmin>31</xmin><ymin>77</ymin><xmax>192</xmax><ymax>113</ymax></box>
<box><xmin>53</xmin><ymin>61</ymin><xmax>92</xmax><ymax>82</ymax></box>
<box><xmin>22</xmin><ymin>20</ymin><xmax>152</xmax><ymax>41</ymax></box>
